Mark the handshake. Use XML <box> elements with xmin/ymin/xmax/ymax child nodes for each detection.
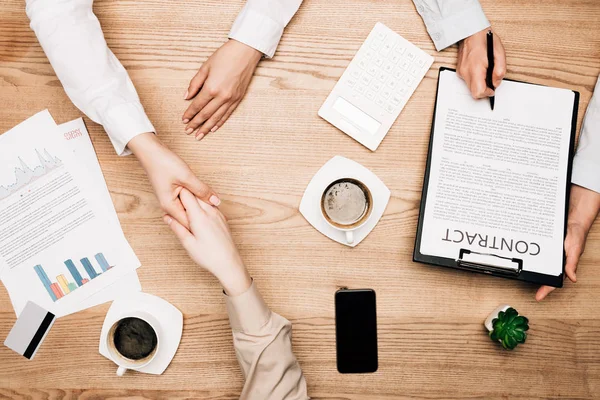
<box><xmin>128</xmin><ymin>137</ymin><xmax>253</xmax><ymax>298</ymax></box>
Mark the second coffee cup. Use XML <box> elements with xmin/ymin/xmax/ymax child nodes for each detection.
<box><xmin>106</xmin><ymin>312</ymin><xmax>160</xmax><ymax>376</ymax></box>
<box><xmin>321</xmin><ymin>178</ymin><xmax>373</xmax><ymax>244</ymax></box>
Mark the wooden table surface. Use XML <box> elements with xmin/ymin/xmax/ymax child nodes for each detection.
<box><xmin>1</xmin><ymin>0</ymin><xmax>599</xmax><ymax>398</ymax></box>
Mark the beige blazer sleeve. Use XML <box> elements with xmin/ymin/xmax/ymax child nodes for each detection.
<box><xmin>225</xmin><ymin>281</ymin><xmax>309</xmax><ymax>400</ymax></box>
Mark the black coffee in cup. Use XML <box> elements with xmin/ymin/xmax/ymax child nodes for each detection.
<box><xmin>321</xmin><ymin>178</ymin><xmax>373</xmax><ymax>228</ymax></box>
<box><xmin>112</xmin><ymin>317</ymin><xmax>158</xmax><ymax>361</ymax></box>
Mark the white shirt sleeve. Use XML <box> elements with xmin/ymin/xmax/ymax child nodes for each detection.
<box><xmin>26</xmin><ymin>0</ymin><xmax>155</xmax><ymax>156</ymax></box>
<box><xmin>412</xmin><ymin>0</ymin><xmax>490</xmax><ymax>51</ymax></box>
<box><xmin>229</xmin><ymin>0</ymin><xmax>303</xmax><ymax>58</ymax></box>
<box><xmin>572</xmin><ymin>76</ymin><xmax>600</xmax><ymax>194</ymax></box>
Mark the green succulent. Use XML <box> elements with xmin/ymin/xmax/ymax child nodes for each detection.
<box><xmin>489</xmin><ymin>307</ymin><xmax>529</xmax><ymax>350</ymax></box>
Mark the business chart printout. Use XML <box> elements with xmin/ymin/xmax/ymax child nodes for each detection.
<box><xmin>0</xmin><ymin>111</ymin><xmax>139</xmax><ymax>316</ymax></box>
<box><xmin>55</xmin><ymin>118</ymin><xmax>141</xmax><ymax>315</ymax></box>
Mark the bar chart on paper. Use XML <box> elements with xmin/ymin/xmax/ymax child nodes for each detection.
<box><xmin>33</xmin><ymin>253</ymin><xmax>114</xmax><ymax>301</ymax></box>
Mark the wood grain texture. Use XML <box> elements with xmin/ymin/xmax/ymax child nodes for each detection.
<box><xmin>1</xmin><ymin>0</ymin><xmax>599</xmax><ymax>398</ymax></box>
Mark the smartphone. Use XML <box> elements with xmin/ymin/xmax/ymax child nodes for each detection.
<box><xmin>335</xmin><ymin>288</ymin><xmax>378</xmax><ymax>373</ymax></box>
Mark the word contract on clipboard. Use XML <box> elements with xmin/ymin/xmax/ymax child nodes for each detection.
<box><xmin>414</xmin><ymin>68</ymin><xmax>579</xmax><ymax>287</ymax></box>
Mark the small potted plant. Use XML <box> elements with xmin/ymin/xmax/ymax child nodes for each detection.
<box><xmin>484</xmin><ymin>305</ymin><xmax>529</xmax><ymax>350</ymax></box>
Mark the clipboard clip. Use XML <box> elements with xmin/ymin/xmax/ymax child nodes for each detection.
<box><xmin>457</xmin><ymin>249</ymin><xmax>523</xmax><ymax>276</ymax></box>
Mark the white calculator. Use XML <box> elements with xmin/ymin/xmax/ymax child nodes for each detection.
<box><xmin>318</xmin><ymin>22</ymin><xmax>434</xmax><ymax>151</ymax></box>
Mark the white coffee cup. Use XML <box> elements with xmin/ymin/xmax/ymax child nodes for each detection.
<box><xmin>320</xmin><ymin>178</ymin><xmax>373</xmax><ymax>244</ymax></box>
<box><xmin>105</xmin><ymin>311</ymin><xmax>161</xmax><ymax>376</ymax></box>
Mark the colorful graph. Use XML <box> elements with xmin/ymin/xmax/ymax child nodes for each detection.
<box><xmin>0</xmin><ymin>149</ymin><xmax>62</xmax><ymax>200</ymax></box>
<box><xmin>33</xmin><ymin>253</ymin><xmax>113</xmax><ymax>302</ymax></box>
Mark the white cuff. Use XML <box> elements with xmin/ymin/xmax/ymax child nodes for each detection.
<box><xmin>102</xmin><ymin>102</ymin><xmax>156</xmax><ymax>156</ymax></box>
<box><xmin>422</xmin><ymin>4</ymin><xmax>490</xmax><ymax>51</ymax></box>
<box><xmin>229</xmin><ymin>6</ymin><xmax>284</xmax><ymax>58</ymax></box>
<box><xmin>572</xmin><ymin>156</ymin><xmax>600</xmax><ymax>194</ymax></box>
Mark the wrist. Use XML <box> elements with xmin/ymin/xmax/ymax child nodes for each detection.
<box><xmin>127</xmin><ymin>132</ymin><xmax>164</xmax><ymax>167</ymax></box>
<box><xmin>229</xmin><ymin>39</ymin><xmax>262</xmax><ymax>64</ymax></box>
<box><xmin>462</xmin><ymin>27</ymin><xmax>490</xmax><ymax>45</ymax></box>
<box><xmin>219</xmin><ymin>263</ymin><xmax>252</xmax><ymax>297</ymax></box>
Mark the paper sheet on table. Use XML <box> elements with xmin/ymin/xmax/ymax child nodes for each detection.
<box><xmin>55</xmin><ymin>118</ymin><xmax>141</xmax><ymax>315</ymax></box>
<box><xmin>0</xmin><ymin>111</ymin><xmax>139</xmax><ymax>316</ymax></box>
<box><xmin>58</xmin><ymin>118</ymin><xmax>123</xmax><ymax>228</ymax></box>
<box><xmin>419</xmin><ymin>70</ymin><xmax>575</xmax><ymax>276</ymax></box>
<box><xmin>71</xmin><ymin>271</ymin><xmax>141</xmax><ymax>315</ymax></box>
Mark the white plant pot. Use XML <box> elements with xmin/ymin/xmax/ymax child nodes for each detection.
<box><xmin>484</xmin><ymin>304</ymin><xmax>511</xmax><ymax>332</ymax></box>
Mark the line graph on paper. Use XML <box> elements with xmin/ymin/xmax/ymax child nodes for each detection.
<box><xmin>0</xmin><ymin>149</ymin><xmax>62</xmax><ymax>200</ymax></box>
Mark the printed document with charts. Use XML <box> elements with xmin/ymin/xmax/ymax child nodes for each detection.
<box><xmin>415</xmin><ymin>69</ymin><xmax>578</xmax><ymax>287</ymax></box>
<box><xmin>56</xmin><ymin>118</ymin><xmax>141</xmax><ymax>313</ymax></box>
<box><xmin>0</xmin><ymin>110</ymin><xmax>141</xmax><ymax>316</ymax></box>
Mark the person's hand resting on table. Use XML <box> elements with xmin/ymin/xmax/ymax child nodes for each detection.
<box><xmin>457</xmin><ymin>29</ymin><xmax>506</xmax><ymax>99</ymax></box>
<box><xmin>182</xmin><ymin>39</ymin><xmax>262</xmax><ymax>141</ymax></box>
<box><xmin>536</xmin><ymin>185</ymin><xmax>600</xmax><ymax>301</ymax></box>
<box><xmin>128</xmin><ymin>133</ymin><xmax>221</xmax><ymax>229</ymax></box>
<box><xmin>163</xmin><ymin>189</ymin><xmax>251</xmax><ymax>296</ymax></box>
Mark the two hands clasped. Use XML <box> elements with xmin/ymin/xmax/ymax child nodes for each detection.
<box><xmin>137</xmin><ymin>30</ymin><xmax>588</xmax><ymax>301</ymax></box>
<box><xmin>163</xmin><ymin>190</ymin><xmax>252</xmax><ymax>296</ymax></box>
<box><xmin>125</xmin><ymin>132</ymin><xmax>254</xmax><ymax>293</ymax></box>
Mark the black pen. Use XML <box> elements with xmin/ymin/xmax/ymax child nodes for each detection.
<box><xmin>486</xmin><ymin>31</ymin><xmax>495</xmax><ymax>110</ymax></box>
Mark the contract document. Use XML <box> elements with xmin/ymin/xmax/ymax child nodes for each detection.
<box><xmin>414</xmin><ymin>68</ymin><xmax>579</xmax><ymax>287</ymax></box>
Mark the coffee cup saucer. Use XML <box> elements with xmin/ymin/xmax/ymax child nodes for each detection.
<box><xmin>99</xmin><ymin>292</ymin><xmax>183</xmax><ymax>375</ymax></box>
<box><xmin>299</xmin><ymin>156</ymin><xmax>390</xmax><ymax>247</ymax></box>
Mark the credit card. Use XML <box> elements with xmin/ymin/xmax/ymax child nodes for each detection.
<box><xmin>4</xmin><ymin>301</ymin><xmax>55</xmax><ymax>359</ymax></box>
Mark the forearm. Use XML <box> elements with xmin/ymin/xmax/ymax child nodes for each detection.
<box><xmin>226</xmin><ymin>282</ymin><xmax>308</xmax><ymax>400</ymax></box>
<box><xmin>26</xmin><ymin>0</ymin><xmax>154</xmax><ymax>156</ymax></box>
<box><xmin>568</xmin><ymin>185</ymin><xmax>600</xmax><ymax>233</ymax></box>
<box><xmin>229</xmin><ymin>0</ymin><xmax>303</xmax><ymax>57</ymax></box>
<box><xmin>412</xmin><ymin>0</ymin><xmax>490</xmax><ymax>51</ymax></box>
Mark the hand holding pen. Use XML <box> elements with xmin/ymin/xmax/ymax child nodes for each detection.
<box><xmin>457</xmin><ymin>28</ymin><xmax>507</xmax><ymax>107</ymax></box>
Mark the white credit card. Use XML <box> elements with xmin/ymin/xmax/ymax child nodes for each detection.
<box><xmin>4</xmin><ymin>301</ymin><xmax>55</xmax><ymax>359</ymax></box>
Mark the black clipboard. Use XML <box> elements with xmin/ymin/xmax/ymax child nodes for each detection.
<box><xmin>413</xmin><ymin>67</ymin><xmax>579</xmax><ymax>287</ymax></box>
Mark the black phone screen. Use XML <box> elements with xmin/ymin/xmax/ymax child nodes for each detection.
<box><xmin>335</xmin><ymin>289</ymin><xmax>378</xmax><ymax>373</ymax></box>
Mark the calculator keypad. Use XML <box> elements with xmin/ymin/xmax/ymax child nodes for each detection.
<box><xmin>319</xmin><ymin>22</ymin><xmax>434</xmax><ymax>151</ymax></box>
<box><xmin>343</xmin><ymin>28</ymin><xmax>432</xmax><ymax>119</ymax></box>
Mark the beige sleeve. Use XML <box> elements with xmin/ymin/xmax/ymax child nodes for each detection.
<box><xmin>225</xmin><ymin>281</ymin><xmax>309</xmax><ymax>400</ymax></box>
